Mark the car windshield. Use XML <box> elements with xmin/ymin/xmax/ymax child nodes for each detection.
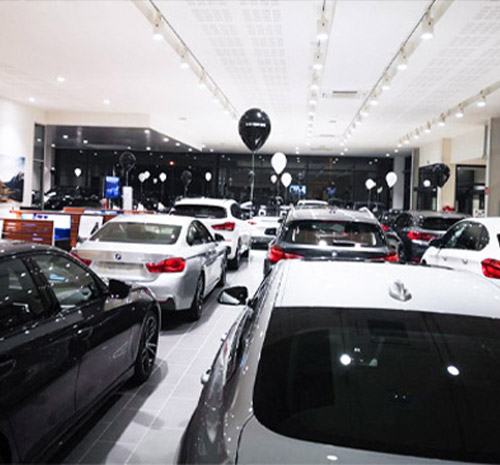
<box><xmin>172</xmin><ymin>205</ymin><xmax>226</xmax><ymax>219</ymax></box>
<box><xmin>420</xmin><ymin>217</ymin><xmax>462</xmax><ymax>231</ymax></box>
<box><xmin>90</xmin><ymin>222</ymin><xmax>181</xmax><ymax>244</ymax></box>
<box><xmin>254</xmin><ymin>307</ymin><xmax>500</xmax><ymax>463</ymax></box>
<box><xmin>283</xmin><ymin>221</ymin><xmax>384</xmax><ymax>247</ymax></box>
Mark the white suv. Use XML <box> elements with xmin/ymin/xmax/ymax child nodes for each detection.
<box><xmin>171</xmin><ymin>198</ymin><xmax>251</xmax><ymax>269</ymax></box>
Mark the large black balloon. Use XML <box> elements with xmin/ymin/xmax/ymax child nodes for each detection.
<box><xmin>181</xmin><ymin>170</ymin><xmax>193</xmax><ymax>187</ymax></box>
<box><xmin>238</xmin><ymin>108</ymin><xmax>271</xmax><ymax>152</ymax></box>
<box><xmin>432</xmin><ymin>163</ymin><xmax>451</xmax><ymax>188</ymax></box>
<box><xmin>119</xmin><ymin>151</ymin><xmax>136</xmax><ymax>172</ymax></box>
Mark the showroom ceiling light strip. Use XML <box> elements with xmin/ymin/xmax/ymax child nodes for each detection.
<box><xmin>340</xmin><ymin>0</ymin><xmax>452</xmax><ymax>151</ymax></box>
<box><xmin>306</xmin><ymin>0</ymin><xmax>336</xmax><ymax>148</ymax></box>
<box><xmin>132</xmin><ymin>0</ymin><xmax>239</xmax><ymax>120</ymax></box>
<box><xmin>397</xmin><ymin>80</ymin><xmax>500</xmax><ymax>149</ymax></box>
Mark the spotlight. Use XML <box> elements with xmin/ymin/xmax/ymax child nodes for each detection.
<box><xmin>316</xmin><ymin>14</ymin><xmax>328</xmax><ymax>41</ymax></box>
<box><xmin>421</xmin><ymin>14</ymin><xmax>434</xmax><ymax>40</ymax></box>
<box><xmin>477</xmin><ymin>93</ymin><xmax>486</xmax><ymax>107</ymax></box>
<box><xmin>455</xmin><ymin>105</ymin><xmax>464</xmax><ymax>118</ymax></box>
<box><xmin>397</xmin><ymin>53</ymin><xmax>408</xmax><ymax>71</ymax></box>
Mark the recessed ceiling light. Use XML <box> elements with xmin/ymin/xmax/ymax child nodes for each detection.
<box><xmin>36</xmin><ymin>138</ymin><xmax>42</xmax><ymax>142</ymax></box>
<box><xmin>146</xmin><ymin>146</ymin><xmax>151</xmax><ymax>151</ymax></box>
<box><xmin>144</xmin><ymin>129</ymin><xmax>150</xmax><ymax>134</ymax></box>
<box><xmin>63</xmin><ymin>134</ymin><xmax>69</xmax><ymax>139</ymax></box>
<box><xmin>175</xmin><ymin>142</ymin><xmax>181</xmax><ymax>147</ymax></box>
<box><xmin>51</xmin><ymin>143</ymin><xmax>55</xmax><ymax>148</ymax></box>
<box><xmin>309</xmin><ymin>99</ymin><xmax>317</xmax><ymax>106</ymax></box>
<box><xmin>103</xmin><ymin>99</ymin><xmax>110</xmax><ymax>105</ymax></box>
<box><xmin>163</xmin><ymin>137</ymin><xmax>169</xmax><ymax>142</ymax></box>
<box><xmin>57</xmin><ymin>76</ymin><xmax>66</xmax><ymax>83</ymax></box>
<box><xmin>29</xmin><ymin>97</ymin><xmax>35</xmax><ymax>103</ymax></box>
<box><xmin>127</xmin><ymin>146</ymin><xmax>132</xmax><ymax>149</ymax></box>
<box><xmin>188</xmin><ymin>148</ymin><xmax>193</xmax><ymax>152</ymax></box>
<box><xmin>394</xmin><ymin>149</ymin><xmax>399</xmax><ymax>153</ymax></box>
<box><xmin>210</xmin><ymin>148</ymin><xmax>214</xmax><ymax>152</ymax></box>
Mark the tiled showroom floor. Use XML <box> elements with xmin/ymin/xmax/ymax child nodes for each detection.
<box><xmin>57</xmin><ymin>250</ymin><xmax>266</xmax><ymax>465</ymax></box>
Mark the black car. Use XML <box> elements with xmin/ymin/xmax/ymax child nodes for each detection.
<box><xmin>263</xmin><ymin>207</ymin><xmax>397</xmax><ymax>274</ymax></box>
<box><xmin>391</xmin><ymin>210</ymin><xmax>466</xmax><ymax>262</ymax></box>
<box><xmin>44</xmin><ymin>187</ymin><xmax>101</xmax><ymax>210</ymax></box>
<box><xmin>0</xmin><ymin>240</ymin><xmax>160</xmax><ymax>463</ymax></box>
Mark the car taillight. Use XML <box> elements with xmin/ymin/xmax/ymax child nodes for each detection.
<box><xmin>212</xmin><ymin>222</ymin><xmax>235</xmax><ymax>231</ymax></box>
<box><xmin>268</xmin><ymin>245</ymin><xmax>303</xmax><ymax>264</ymax></box>
<box><xmin>70</xmin><ymin>251</ymin><xmax>92</xmax><ymax>267</ymax></box>
<box><xmin>384</xmin><ymin>251</ymin><xmax>399</xmax><ymax>262</ymax></box>
<box><xmin>407</xmin><ymin>230</ymin><xmax>436</xmax><ymax>242</ymax></box>
<box><xmin>482</xmin><ymin>259</ymin><xmax>500</xmax><ymax>279</ymax></box>
<box><xmin>381</xmin><ymin>224</ymin><xmax>389</xmax><ymax>232</ymax></box>
<box><xmin>248</xmin><ymin>221</ymin><xmax>257</xmax><ymax>225</ymax></box>
<box><xmin>146</xmin><ymin>257</ymin><xmax>186</xmax><ymax>273</ymax></box>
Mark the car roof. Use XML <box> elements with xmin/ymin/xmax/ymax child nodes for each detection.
<box><xmin>287</xmin><ymin>207</ymin><xmax>379</xmax><ymax>224</ymax></box>
<box><xmin>275</xmin><ymin>260</ymin><xmax>500</xmax><ymax>319</ymax></box>
<box><xmin>108</xmin><ymin>213</ymin><xmax>192</xmax><ymax>227</ymax></box>
<box><xmin>174</xmin><ymin>197</ymin><xmax>235</xmax><ymax>207</ymax></box>
<box><xmin>407</xmin><ymin>210</ymin><xmax>466</xmax><ymax>219</ymax></box>
<box><xmin>0</xmin><ymin>239</ymin><xmax>56</xmax><ymax>257</ymax></box>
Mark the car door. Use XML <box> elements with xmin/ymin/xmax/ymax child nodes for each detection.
<box><xmin>449</xmin><ymin>221</ymin><xmax>490</xmax><ymax>273</ymax></box>
<box><xmin>194</xmin><ymin>220</ymin><xmax>221</xmax><ymax>291</ymax></box>
<box><xmin>30</xmin><ymin>253</ymin><xmax>134</xmax><ymax>414</ymax></box>
<box><xmin>0</xmin><ymin>255</ymin><xmax>81</xmax><ymax>462</ymax></box>
<box><xmin>186</xmin><ymin>222</ymin><xmax>211</xmax><ymax>294</ymax></box>
<box><xmin>433</xmin><ymin>222</ymin><xmax>468</xmax><ymax>268</ymax></box>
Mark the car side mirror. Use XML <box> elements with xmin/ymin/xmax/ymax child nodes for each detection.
<box><xmin>429</xmin><ymin>238</ymin><xmax>442</xmax><ymax>248</ymax></box>
<box><xmin>218</xmin><ymin>286</ymin><xmax>248</xmax><ymax>306</ymax></box>
<box><xmin>108</xmin><ymin>279</ymin><xmax>131</xmax><ymax>299</ymax></box>
<box><xmin>214</xmin><ymin>233</ymin><xmax>225</xmax><ymax>242</ymax></box>
<box><xmin>264</xmin><ymin>227</ymin><xmax>277</xmax><ymax>236</ymax></box>
<box><xmin>277</xmin><ymin>217</ymin><xmax>283</xmax><ymax>223</ymax></box>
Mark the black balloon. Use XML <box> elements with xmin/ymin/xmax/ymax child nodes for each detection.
<box><xmin>432</xmin><ymin>163</ymin><xmax>451</xmax><ymax>187</ymax></box>
<box><xmin>181</xmin><ymin>170</ymin><xmax>193</xmax><ymax>187</ymax></box>
<box><xmin>238</xmin><ymin>108</ymin><xmax>271</xmax><ymax>151</ymax></box>
<box><xmin>119</xmin><ymin>151</ymin><xmax>136</xmax><ymax>172</ymax></box>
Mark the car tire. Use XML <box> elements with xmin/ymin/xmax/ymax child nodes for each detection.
<box><xmin>131</xmin><ymin>310</ymin><xmax>159</xmax><ymax>384</ymax></box>
<box><xmin>187</xmin><ymin>274</ymin><xmax>204</xmax><ymax>321</ymax></box>
<box><xmin>242</xmin><ymin>246</ymin><xmax>250</xmax><ymax>259</ymax></box>
<box><xmin>228</xmin><ymin>247</ymin><xmax>240</xmax><ymax>270</ymax></box>
<box><xmin>216</xmin><ymin>259</ymin><xmax>227</xmax><ymax>288</ymax></box>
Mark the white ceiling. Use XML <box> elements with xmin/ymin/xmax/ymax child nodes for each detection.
<box><xmin>0</xmin><ymin>0</ymin><xmax>500</xmax><ymax>156</ymax></box>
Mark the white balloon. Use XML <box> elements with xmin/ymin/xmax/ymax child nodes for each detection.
<box><xmin>377</xmin><ymin>186</ymin><xmax>383</xmax><ymax>194</ymax></box>
<box><xmin>423</xmin><ymin>179</ymin><xmax>431</xmax><ymax>187</ymax></box>
<box><xmin>365</xmin><ymin>178</ymin><xmax>376</xmax><ymax>190</ymax></box>
<box><xmin>205</xmin><ymin>171</ymin><xmax>212</xmax><ymax>182</ymax></box>
<box><xmin>74</xmin><ymin>167</ymin><xmax>82</xmax><ymax>178</ymax></box>
<box><xmin>385</xmin><ymin>171</ymin><xmax>398</xmax><ymax>188</ymax></box>
<box><xmin>281</xmin><ymin>172</ymin><xmax>292</xmax><ymax>188</ymax></box>
<box><xmin>271</xmin><ymin>152</ymin><xmax>287</xmax><ymax>175</ymax></box>
<box><xmin>159</xmin><ymin>172</ymin><xmax>167</xmax><ymax>182</ymax></box>
<box><xmin>270</xmin><ymin>174</ymin><xmax>278</xmax><ymax>184</ymax></box>
<box><xmin>139</xmin><ymin>173</ymin><xmax>146</xmax><ymax>183</ymax></box>
<box><xmin>153</xmin><ymin>178</ymin><xmax>158</xmax><ymax>184</ymax></box>
<box><xmin>144</xmin><ymin>171</ymin><xmax>151</xmax><ymax>180</ymax></box>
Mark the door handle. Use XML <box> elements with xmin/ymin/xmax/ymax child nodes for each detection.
<box><xmin>77</xmin><ymin>327</ymin><xmax>93</xmax><ymax>340</ymax></box>
<box><xmin>442</xmin><ymin>256</ymin><xmax>447</xmax><ymax>261</ymax></box>
<box><xmin>0</xmin><ymin>359</ymin><xmax>16</xmax><ymax>377</ymax></box>
<box><xmin>462</xmin><ymin>258</ymin><xmax>468</xmax><ymax>264</ymax></box>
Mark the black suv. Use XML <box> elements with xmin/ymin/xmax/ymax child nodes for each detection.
<box><xmin>391</xmin><ymin>210</ymin><xmax>466</xmax><ymax>262</ymax></box>
<box><xmin>263</xmin><ymin>207</ymin><xmax>397</xmax><ymax>273</ymax></box>
<box><xmin>0</xmin><ymin>240</ymin><xmax>160</xmax><ymax>463</ymax></box>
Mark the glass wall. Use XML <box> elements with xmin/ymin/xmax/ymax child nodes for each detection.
<box><xmin>54</xmin><ymin>149</ymin><xmax>398</xmax><ymax>209</ymax></box>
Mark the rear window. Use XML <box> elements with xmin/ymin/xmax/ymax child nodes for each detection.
<box><xmin>420</xmin><ymin>217</ymin><xmax>462</xmax><ymax>231</ymax></box>
<box><xmin>254</xmin><ymin>307</ymin><xmax>500</xmax><ymax>463</ymax></box>
<box><xmin>172</xmin><ymin>204</ymin><xmax>226</xmax><ymax>219</ymax></box>
<box><xmin>90</xmin><ymin>222</ymin><xmax>181</xmax><ymax>244</ymax></box>
<box><xmin>283</xmin><ymin>221</ymin><xmax>384</xmax><ymax>247</ymax></box>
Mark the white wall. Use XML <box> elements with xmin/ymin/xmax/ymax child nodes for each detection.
<box><xmin>0</xmin><ymin>97</ymin><xmax>46</xmax><ymax>206</ymax></box>
<box><xmin>451</xmin><ymin>127</ymin><xmax>486</xmax><ymax>164</ymax></box>
<box><xmin>419</xmin><ymin>139</ymin><xmax>443</xmax><ymax>167</ymax></box>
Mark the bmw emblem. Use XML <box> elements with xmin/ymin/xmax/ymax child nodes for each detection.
<box><xmin>115</xmin><ymin>253</ymin><xmax>122</xmax><ymax>261</ymax></box>
<box><xmin>331</xmin><ymin>251</ymin><xmax>338</xmax><ymax>259</ymax></box>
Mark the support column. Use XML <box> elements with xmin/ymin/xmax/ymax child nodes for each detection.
<box><xmin>487</xmin><ymin>118</ymin><xmax>500</xmax><ymax>216</ymax></box>
<box><xmin>392</xmin><ymin>156</ymin><xmax>405</xmax><ymax>209</ymax></box>
<box><xmin>411</xmin><ymin>149</ymin><xmax>419</xmax><ymax>210</ymax></box>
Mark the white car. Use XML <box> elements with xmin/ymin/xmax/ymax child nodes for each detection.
<box><xmin>247</xmin><ymin>214</ymin><xmax>282</xmax><ymax>247</ymax></box>
<box><xmin>72</xmin><ymin>214</ymin><xmax>226</xmax><ymax>320</ymax></box>
<box><xmin>180</xmin><ymin>259</ymin><xmax>500</xmax><ymax>464</ymax></box>
<box><xmin>422</xmin><ymin>217</ymin><xmax>500</xmax><ymax>282</ymax></box>
<box><xmin>171</xmin><ymin>198</ymin><xmax>251</xmax><ymax>270</ymax></box>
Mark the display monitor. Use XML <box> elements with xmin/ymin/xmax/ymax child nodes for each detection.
<box><xmin>289</xmin><ymin>184</ymin><xmax>306</xmax><ymax>196</ymax></box>
<box><xmin>105</xmin><ymin>176</ymin><xmax>120</xmax><ymax>199</ymax></box>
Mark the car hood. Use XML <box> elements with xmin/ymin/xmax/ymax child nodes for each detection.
<box><xmin>238</xmin><ymin>417</ymin><xmax>459</xmax><ymax>464</ymax></box>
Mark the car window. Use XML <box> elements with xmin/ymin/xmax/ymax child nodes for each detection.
<box><xmin>0</xmin><ymin>258</ymin><xmax>46</xmax><ymax>334</ymax></box>
<box><xmin>230</xmin><ymin>204</ymin><xmax>242</xmax><ymax>219</ymax></box>
<box><xmin>453</xmin><ymin>222</ymin><xmax>489</xmax><ymax>251</ymax></box>
<box><xmin>33</xmin><ymin>254</ymin><xmax>100</xmax><ymax>310</ymax></box>
<box><xmin>90</xmin><ymin>222</ymin><xmax>181</xmax><ymax>244</ymax></box>
<box><xmin>254</xmin><ymin>306</ymin><xmax>500</xmax><ymax>463</ymax></box>
<box><xmin>394</xmin><ymin>214</ymin><xmax>410</xmax><ymax>229</ymax></box>
<box><xmin>194</xmin><ymin>221</ymin><xmax>213</xmax><ymax>243</ymax></box>
<box><xmin>172</xmin><ymin>204</ymin><xmax>226</xmax><ymax>219</ymax></box>
<box><xmin>283</xmin><ymin>221</ymin><xmax>384</xmax><ymax>247</ymax></box>
<box><xmin>441</xmin><ymin>223</ymin><xmax>467</xmax><ymax>249</ymax></box>
<box><xmin>421</xmin><ymin>217</ymin><xmax>463</xmax><ymax>231</ymax></box>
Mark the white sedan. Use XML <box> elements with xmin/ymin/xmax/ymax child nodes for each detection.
<box><xmin>422</xmin><ymin>217</ymin><xmax>500</xmax><ymax>281</ymax></box>
<box><xmin>72</xmin><ymin>214</ymin><xmax>227</xmax><ymax>320</ymax></box>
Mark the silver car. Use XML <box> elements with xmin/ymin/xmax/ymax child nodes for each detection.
<box><xmin>179</xmin><ymin>260</ymin><xmax>500</xmax><ymax>463</ymax></box>
<box><xmin>72</xmin><ymin>214</ymin><xmax>227</xmax><ymax>320</ymax></box>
